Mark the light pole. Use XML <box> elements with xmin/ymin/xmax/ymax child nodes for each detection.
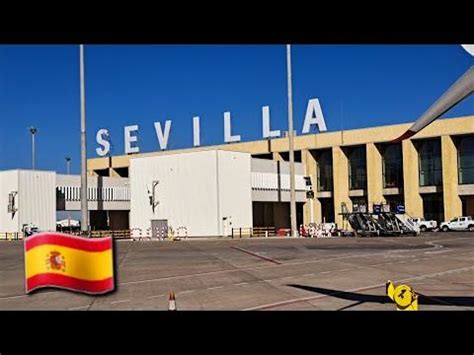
<box><xmin>79</xmin><ymin>44</ymin><xmax>89</xmax><ymax>235</ymax></box>
<box><xmin>65</xmin><ymin>156</ymin><xmax>71</xmax><ymax>230</ymax></box>
<box><xmin>65</xmin><ymin>156</ymin><xmax>71</xmax><ymax>174</ymax></box>
<box><xmin>286</xmin><ymin>44</ymin><xmax>298</xmax><ymax>237</ymax></box>
<box><xmin>29</xmin><ymin>127</ymin><xmax>38</xmax><ymax>170</ymax></box>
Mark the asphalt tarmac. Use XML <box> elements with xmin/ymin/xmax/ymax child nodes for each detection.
<box><xmin>0</xmin><ymin>232</ymin><xmax>473</xmax><ymax>310</ymax></box>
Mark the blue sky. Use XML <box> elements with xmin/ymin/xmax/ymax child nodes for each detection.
<box><xmin>0</xmin><ymin>45</ymin><xmax>472</xmax><ymax>174</ymax></box>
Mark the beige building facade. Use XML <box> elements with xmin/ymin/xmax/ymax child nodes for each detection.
<box><xmin>88</xmin><ymin>116</ymin><xmax>474</xmax><ymax>228</ymax></box>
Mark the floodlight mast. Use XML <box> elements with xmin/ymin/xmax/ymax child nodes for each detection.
<box><xmin>79</xmin><ymin>45</ymin><xmax>89</xmax><ymax>235</ymax></box>
<box><xmin>29</xmin><ymin>127</ymin><xmax>38</xmax><ymax>170</ymax></box>
<box><xmin>286</xmin><ymin>45</ymin><xmax>298</xmax><ymax>237</ymax></box>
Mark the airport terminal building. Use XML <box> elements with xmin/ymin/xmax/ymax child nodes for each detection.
<box><xmin>1</xmin><ymin>115</ymin><xmax>473</xmax><ymax>237</ymax></box>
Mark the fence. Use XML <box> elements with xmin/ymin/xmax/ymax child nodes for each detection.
<box><xmin>90</xmin><ymin>230</ymin><xmax>131</xmax><ymax>239</ymax></box>
<box><xmin>0</xmin><ymin>232</ymin><xmax>21</xmax><ymax>241</ymax></box>
<box><xmin>2</xmin><ymin>226</ymin><xmax>282</xmax><ymax>240</ymax></box>
<box><xmin>299</xmin><ymin>223</ymin><xmax>337</xmax><ymax>238</ymax></box>
<box><xmin>130</xmin><ymin>226</ymin><xmax>188</xmax><ymax>241</ymax></box>
<box><xmin>231</xmin><ymin>227</ymin><xmax>276</xmax><ymax>239</ymax></box>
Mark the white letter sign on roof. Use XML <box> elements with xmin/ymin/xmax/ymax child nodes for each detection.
<box><xmin>302</xmin><ymin>98</ymin><xmax>327</xmax><ymax>134</ymax></box>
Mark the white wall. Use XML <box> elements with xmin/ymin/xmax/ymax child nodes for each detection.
<box><xmin>0</xmin><ymin>170</ymin><xmax>56</xmax><ymax>233</ymax></box>
<box><xmin>131</xmin><ymin>150</ymin><xmax>218</xmax><ymax>236</ymax></box>
<box><xmin>130</xmin><ymin>150</ymin><xmax>252</xmax><ymax>237</ymax></box>
<box><xmin>18</xmin><ymin>170</ymin><xmax>56</xmax><ymax>232</ymax></box>
<box><xmin>250</xmin><ymin>158</ymin><xmax>307</xmax><ymax>202</ymax></box>
<box><xmin>216</xmin><ymin>151</ymin><xmax>252</xmax><ymax>235</ymax></box>
<box><xmin>0</xmin><ymin>171</ymin><xmax>19</xmax><ymax>233</ymax></box>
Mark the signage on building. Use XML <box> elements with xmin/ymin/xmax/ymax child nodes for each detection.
<box><xmin>396</xmin><ymin>204</ymin><xmax>405</xmax><ymax>214</ymax></box>
<box><xmin>95</xmin><ymin>98</ymin><xmax>328</xmax><ymax>157</ymax></box>
<box><xmin>373</xmin><ymin>204</ymin><xmax>381</xmax><ymax>214</ymax></box>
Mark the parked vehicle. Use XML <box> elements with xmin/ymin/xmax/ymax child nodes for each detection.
<box><xmin>56</xmin><ymin>219</ymin><xmax>81</xmax><ymax>231</ymax></box>
<box><xmin>408</xmin><ymin>217</ymin><xmax>437</xmax><ymax>232</ymax></box>
<box><xmin>22</xmin><ymin>223</ymin><xmax>39</xmax><ymax>237</ymax></box>
<box><xmin>439</xmin><ymin>216</ymin><xmax>474</xmax><ymax>232</ymax></box>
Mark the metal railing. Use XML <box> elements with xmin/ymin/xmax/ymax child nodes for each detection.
<box><xmin>90</xmin><ymin>230</ymin><xmax>131</xmax><ymax>239</ymax></box>
<box><xmin>231</xmin><ymin>227</ymin><xmax>276</xmax><ymax>239</ymax></box>
<box><xmin>0</xmin><ymin>232</ymin><xmax>21</xmax><ymax>241</ymax></box>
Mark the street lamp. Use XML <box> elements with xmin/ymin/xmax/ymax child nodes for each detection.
<box><xmin>29</xmin><ymin>127</ymin><xmax>38</xmax><ymax>170</ymax></box>
<box><xmin>286</xmin><ymin>45</ymin><xmax>298</xmax><ymax>237</ymax></box>
<box><xmin>79</xmin><ymin>44</ymin><xmax>89</xmax><ymax>235</ymax></box>
<box><xmin>65</xmin><ymin>156</ymin><xmax>72</xmax><ymax>230</ymax></box>
<box><xmin>65</xmin><ymin>156</ymin><xmax>71</xmax><ymax>175</ymax></box>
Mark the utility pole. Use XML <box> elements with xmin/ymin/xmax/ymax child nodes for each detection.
<box><xmin>29</xmin><ymin>127</ymin><xmax>38</xmax><ymax>170</ymax></box>
<box><xmin>79</xmin><ymin>44</ymin><xmax>89</xmax><ymax>236</ymax></box>
<box><xmin>65</xmin><ymin>156</ymin><xmax>71</xmax><ymax>175</ymax></box>
<box><xmin>286</xmin><ymin>45</ymin><xmax>298</xmax><ymax>237</ymax></box>
<box><xmin>65</xmin><ymin>156</ymin><xmax>71</xmax><ymax>230</ymax></box>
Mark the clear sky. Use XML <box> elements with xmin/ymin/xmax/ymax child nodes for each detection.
<box><xmin>0</xmin><ymin>45</ymin><xmax>472</xmax><ymax>174</ymax></box>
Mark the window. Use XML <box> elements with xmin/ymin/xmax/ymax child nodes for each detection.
<box><xmin>382</xmin><ymin>144</ymin><xmax>403</xmax><ymax>188</ymax></box>
<box><xmin>458</xmin><ymin>136</ymin><xmax>474</xmax><ymax>184</ymax></box>
<box><xmin>418</xmin><ymin>139</ymin><xmax>442</xmax><ymax>186</ymax></box>
<box><xmin>317</xmin><ymin>150</ymin><xmax>333</xmax><ymax>192</ymax></box>
<box><xmin>348</xmin><ymin>146</ymin><xmax>367</xmax><ymax>190</ymax></box>
<box><xmin>422</xmin><ymin>193</ymin><xmax>444</xmax><ymax>223</ymax></box>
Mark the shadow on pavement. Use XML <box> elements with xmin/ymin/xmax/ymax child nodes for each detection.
<box><xmin>287</xmin><ymin>284</ymin><xmax>474</xmax><ymax>309</ymax></box>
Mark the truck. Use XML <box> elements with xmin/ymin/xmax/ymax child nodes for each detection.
<box><xmin>439</xmin><ymin>216</ymin><xmax>474</xmax><ymax>232</ymax></box>
<box><xmin>408</xmin><ymin>217</ymin><xmax>437</xmax><ymax>232</ymax></box>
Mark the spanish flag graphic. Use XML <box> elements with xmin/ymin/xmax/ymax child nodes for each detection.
<box><xmin>24</xmin><ymin>232</ymin><xmax>114</xmax><ymax>294</ymax></box>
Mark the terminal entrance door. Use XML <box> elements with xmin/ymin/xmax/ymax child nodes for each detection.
<box><xmin>151</xmin><ymin>219</ymin><xmax>168</xmax><ymax>239</ymax></box>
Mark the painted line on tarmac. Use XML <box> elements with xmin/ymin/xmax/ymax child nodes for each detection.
<box><xmin>231</xmin><ymin>246</ymin><xmax>283</xmax><ymax>265</ymax></box>
<box><xmin>0</xmin><ymin>290</ymin><xmax>60</xmax><ymax>301</ymax></box>
<box><xmin>2</xmin><ymin>253</ymin><xmax>465</xmax><ymax>306</ymax></box>
<box><xmin>245</xmin><ymin>265</ymin><xmax>474</xmax><ymax>310</ymax></box>
<box><xmin>454</xmin><ymin>281</ymin><xmax>474</xmax><ymax>284</ymax></box>
<box><xmin>0</xmin><ymin>294</ymin><xmax>32</xmax><ymax>300</ymax></box>
<box><xmin>110</xmin><ymin>299</ymin><xmax>130</xmax><ymax>305</ymax></box>
<box><xmin>65</xmin><ymin>257</ymin><xmax>474</xmax><ymax>308</ymax></box>
<box><xmin>117</xmin><ymin>241</ymin><xmax>455</xmax><ymax>287</ymax></box>
<box><xmin>148</xmin><ymin>294</ymin><xmax>166</xmax><ymax>299</ymax></box>
<box><xmin>119</xmin><ymin>260</ymin><xmax>474</xmax><ymax>306</ymax></box>
<box><xmin>425</xmin><ymin>249</ymin><xmax>451</xmax><ymax>255</ymax></box>
<box><xmin>245</xmin><ymin>283</ymin><xmax>388</xmax><ymax>310</ymax></box>
<box><xmin>1</xmin><ymin>241</ymin><xmax>468</xmax><ymax>303</ymax></box>
<box><xmin>68</xmin><ymin>305</ymin><xmax>91</xmax><ymax>310</ymax></box>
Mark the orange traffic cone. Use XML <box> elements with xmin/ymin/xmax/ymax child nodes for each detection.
<box><xmin>168</xmin><ymin>291</ymin><xmax>177</xmax><ymax>311</ymax></box>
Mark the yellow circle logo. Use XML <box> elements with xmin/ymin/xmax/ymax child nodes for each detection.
<box><xmin>394</xmin><ymin>285</ymin><xmax>413</xmax><ymax>308</ymax></box>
